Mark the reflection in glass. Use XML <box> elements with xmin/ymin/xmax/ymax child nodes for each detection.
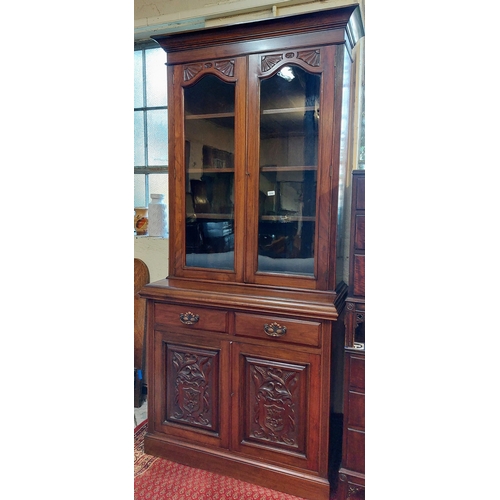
<box><xmin>184</xmin><ymin>75</ymin><xmax>235</xmax><ymax>270</ymax></box>
<box><xmin>258</xmin><ymin>65</ymin><xmax>320</xmax><ymax>276</ymax></box>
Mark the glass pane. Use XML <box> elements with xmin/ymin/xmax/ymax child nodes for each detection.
<box><xmin>147</xmin><ymin>109</ymin><xmax>168</xmax><ymax>166</ymax></box>
<box><xmin>148</xmin><ymin>173</ymin><xmax>169</xmax><ymax>207</ymax></box>
<box><xmin>134</xmin><ymin>111</ymin><xmax>145</xmax><ymax>166</ymax></box>
<box><xmin>134</xmin><ymin>50</ymin><xmax>144</xmax><ymax>108</ymax></box>
<box><xmin>258</xmin><ymin>65</ymin><xmax>320</xmax><ymax>276</ymax></box>
<box><xmin>146</xmin><ymin>48</ymin><xmax>167</xmax><ymax>107</ymax></box>
<box><xmin>184</xmin><ymin>75</ymin><xmax>235</xmax><ymax>270</ymax></box>
<box><xmin>134</xmin><ymin>174</ymin><xmax>146</xmax><ymax>209</ymax></box>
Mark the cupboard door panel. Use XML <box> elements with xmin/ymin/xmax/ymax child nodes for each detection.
<box><xmin>231</xmin><ymin>342</ymin><xmax>323</xmax><ymax>471</ymax></box>
<box><xmin>151</xmin><ymin>330</ymin><xmax>230</xmax><ymax>449</ymax></box>
<box><xmin>165</xmin><ymin>343</ymin><xmax>220</xmax><ymax>432</ymax></box>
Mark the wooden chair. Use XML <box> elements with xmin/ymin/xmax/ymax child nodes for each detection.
<box><xmin>134</xmin><ymin>258</ymin><xmax>150</xmax><ymax>408</ymax></box>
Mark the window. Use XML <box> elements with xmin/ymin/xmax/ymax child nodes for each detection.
<box><xmin>134</xmin><ymin>43</ymin><xmax>169</xmax><ymax>217</ymax></box>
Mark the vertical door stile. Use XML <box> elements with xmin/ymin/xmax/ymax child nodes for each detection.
<box><xmin>234</xmin><ymin>56</ymin><xmax>247</xmax><ymax>283</ymax></box>
<box><xmin>244</xmin><ymin>53</ymin><xmax>262</xmax><ymax>283</ymax></box>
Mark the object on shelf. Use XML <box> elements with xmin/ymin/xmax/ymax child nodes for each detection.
<box><xmin>134</xmin><ymin>207</ymin><xmax>148</xmax><ymax>235</ymax></box>
<box><xmin>148</xmin><ymin>193</ymin><xmax>168</xmax><ymax>237</ymax></box>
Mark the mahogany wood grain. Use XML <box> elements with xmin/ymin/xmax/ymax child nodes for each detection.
<box><xmin>134</xmin><ymin>258</ymin><xmax>149</xmax><ymax>369</ymax></box>
<box><xmin>338</xmin><ymin>350</ymin><xmax>365</xmax><ymax>499</ymax></box>
<box><xmin>141</xmin><ymin>7</ymin><xmax>363</xmax><ymax>499</ymax></box>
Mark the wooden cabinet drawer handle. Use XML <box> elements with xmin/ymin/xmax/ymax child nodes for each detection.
<box><xmin>179</xmin><ymin>312</ymin><xmax>200</xmax><ymax>325</ymax></box>
<box><xmin>263</xmin><ymin>322</ymin><xmax>287</xmax><ymax>337</ymax></box>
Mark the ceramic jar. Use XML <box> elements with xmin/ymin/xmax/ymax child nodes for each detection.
<box><xmin>148</xmin><ymin>193</ymin><xmax>168</xmax><ymax>237</ymax></box>
<box><xmin>134</xmin><ymin>207</ymin><xmax>148</xmax><ymax>235</ymax></box>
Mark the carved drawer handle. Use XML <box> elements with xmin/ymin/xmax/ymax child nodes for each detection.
<box><xmin>179</xmin><ymin>311</ymin><xmax>200</xmax><ymax>325</ymax></box>
<box><xmin>263</xmin><ymin>322</ymin><xmax>287</xmax><ymax>337</ymax></box>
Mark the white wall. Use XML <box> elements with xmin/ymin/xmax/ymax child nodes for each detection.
<box><xmin>134</xmin><ymin>237</ymin><xmax>169</xmax><ymax>283</ymax></box>
<box><xmin>135</xmin><ymin>0</ymin><xmax>364</xmax><ymax>41</ymax></box>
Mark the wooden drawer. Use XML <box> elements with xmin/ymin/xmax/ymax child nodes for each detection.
<box><xmin>154</xmin><ymin>302</ymin><xmax>228</xmax><ymax>333</ymax></box>
<box><xmin>234</xmin><ymin>312</ymin><xmax>320</xmax><ymax>347</ymax></box>
<box><xmin>353</xmin><ymin>254</ymin><xmax>365</xmax><ymax>297</ymax></box>
<box><xmin>348</xmin><ymin>354</ymin><xmax>365</xmax><ymax>392</ymax></box>
<box><xmin>347</xmin><ymin>391</ymin><xmax>365</xmax><ymax>429</ymax></box>
<box><xmin>345</xmin><ymin>429</ymin><xmax>365</xmax><ymax>473</ymax></box>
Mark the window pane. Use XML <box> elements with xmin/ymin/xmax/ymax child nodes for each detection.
<box><xmin>148</xmin><ymin>174</ymin><xmax>169</xmax><ymax>207</ymax></box>
<box><xmin>134</xmin><ymin>111</ymin><xmax>145</xmax><ymax>166</ymax></box>
<box><xmin>134</xmin><ymin>174</ymin><xmax>146</xmax><ymax>208</ymax></box>
<box><xmin>147</xmin><ymin>109</ymin><xmax>168</xmax><ymax>166</ymax></box>
<box><xmin>146</xmin><ymin>48</ymin><xmax>167</xmax><ymax>107</ymax></box>
<box><xmin>134</xmin><ymin>50</ymin><xmax>144</xmax><ymax>108</ymax></box>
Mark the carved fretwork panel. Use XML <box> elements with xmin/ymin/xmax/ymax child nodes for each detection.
<box><xmin>165</xmin><ymin>343</ymin><xmax>219</xmax><ymax>433</ymax></box>
<box><xmin>243</xmin><ymin>356</ymin><xmax>306</xmax><ymax>453</ymax></box>
<box><xmin>338</xmin><ymin>474</ymin><xmax>365</xmax><ymax>500</ymax></box>
<box><xmin>260</xmin><ymin>49</ymin><xmax>321</xmax><ymax>75</ymax></box>
<box><xmin>347</xmin><ymin>484</ymin><xmax>365</xmax><ymax>499</ymax></box>
<box><xmin>183</xmin><ymin>59</ymin><xmax>235</xmax><ymax>82</ymax></box>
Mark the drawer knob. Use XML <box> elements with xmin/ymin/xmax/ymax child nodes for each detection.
<box><xmin>179</xmin><ymin>311</ymin><xmax>200</xmax><ymax>325</ymax></box>
<box><xmin>263</xmin><ymin>322</ymin><xmax>287</xmax><ymax>337</ymax></box>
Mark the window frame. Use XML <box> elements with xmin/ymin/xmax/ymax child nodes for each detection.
<box><xmin>134</xmin><ymin>41</ymin><xmax>169</xmax><ymax>208</ymax></box>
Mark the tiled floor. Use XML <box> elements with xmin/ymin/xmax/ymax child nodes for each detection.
<box><xmin>134</xmin><ymin>399</ymin><xmax>148</xmax><ymax>428</ymax></box>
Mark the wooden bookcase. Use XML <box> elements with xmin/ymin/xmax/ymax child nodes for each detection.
<box><xmin>139</xmin><ymin>7</ymin><xmax>364</xmax><ymax>500</ymax></box>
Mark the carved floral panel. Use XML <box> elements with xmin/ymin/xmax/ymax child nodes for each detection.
<box><xmin>244</xmin><ymin>357</ymin><xmax>306</xmax><ymax>453</ymax></box>
<box><xmin>165</xmin><ymin>344</ymin><xmax>219</xmax><ymax>433</ymax></box>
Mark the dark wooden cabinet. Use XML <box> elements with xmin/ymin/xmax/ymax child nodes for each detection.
<box><xmin>338</xmin><ymin>349</ymin><xmax>365</xmax><ymax>499</ymax></box>
<box><xmin>339</xmin><ymin>169</ymin><xmax>365</xmax><ymax>499</ymax></box>
<box><xmin>140</xmin><ymin>7</ymin><xmax>364</xmax><ymax>500</ymax></box>
<box><xmin>344</xmin><ymin>170</ymin><xmax>365</xmax><ymax>348</ymax></box>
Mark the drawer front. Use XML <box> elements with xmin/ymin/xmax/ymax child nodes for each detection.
<box><xmin>347</xmin><ymin>391</ymin><xmax>365</xmax><ymax>430</ymax></box>
<box><xmin>154</xmin><ymin>303</ymin><xmax>228</xmax><ymax>333</ymax></box>
<box><xmin>234</xmin><ymin>312</ymin><xmax>320</xmax><ymax>347</ymax></box>
<box><xmin>345</xmin><ymin>428</ymin><xmax>365</xmax><ymax>473</ymax></box>
<box><xmin>354</xmin><ymin>214</ymin><xmax>365</xmax><ymax>252</ymax></box>
<box><xmin>348</xmin><ymin>354</ymin><xmax>365</xmax><ymax>392</ymax></box>
<box><xmin>353</xmin><ymin>254</ymin><xmax>365</xmax><ymax>297</ymax></box>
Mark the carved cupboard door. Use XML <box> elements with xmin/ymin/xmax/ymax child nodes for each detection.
<box><xmin>231</xmin><ymin>342</ymin><xmax>323</xmax><ymax>472</ymax></box>
<box><xmin>150</xmin><ymin>329</ymin><xmax>230</xmax><ymax>450</ymax></box>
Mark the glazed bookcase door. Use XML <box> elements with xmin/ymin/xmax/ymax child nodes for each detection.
<box><xmin>169</xmin><ymin>57</ymin><xmax>246</xmax><ymax>282</ymax></box>
<box><xmin>245</xmin><ymin>45</ymin><xmax>341</xmax><ymax>290</ymax></box>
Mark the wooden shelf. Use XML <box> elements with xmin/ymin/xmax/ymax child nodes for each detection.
<box><xmin>185</xmin><ymin>112</ymin><xmax>235</xmax><ymax>120</ymax></box>
<box><xmin>260</xmin><ymin>165</ymin><xmax>317</xmax><ymax>172</ymax></box>
<box><xmin>186</xmin><ymin>213</ymin><xmax>234</xmax><ymax>220</ymax></box>
<box><xmin>260</xmin><ymin>215</ymin><xmax>315</xmax><ymax>222</ymax></box>
<box><xmin>188</xmin><ymin>168</ymin><xmax>235</xmax><ymax>174</ymax></box>
<box><xmin>261</xmin><ymin>106</ymin><xmax>317</xmax><ymax>115</ymax></box>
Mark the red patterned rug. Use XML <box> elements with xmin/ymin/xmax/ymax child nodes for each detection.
<box><xmin>134</xmin><ymin>420</ymin><xmax>339</xmax><ymax>500</ymax></box>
